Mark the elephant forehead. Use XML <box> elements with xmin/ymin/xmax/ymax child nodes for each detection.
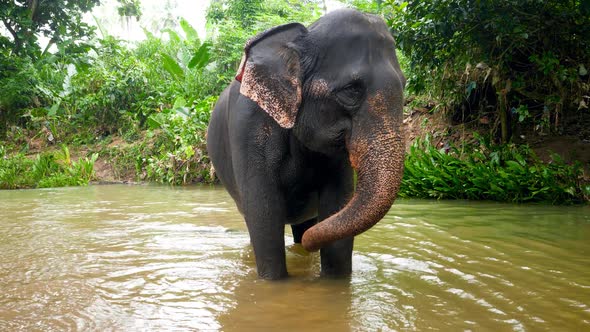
<box><xmin>311</xmin><ymin>9</ymin><xmax>390</xmax><ymax>38</ymax></box>
<box><xmin>310</xmin><ymin>15</ymin><xmax>394</xmax><ymax>57</ymax></box>
<box><xmin>312</xmin><ymin>39</ymin><xmax>396</xmax><ymax>86</ymax></box>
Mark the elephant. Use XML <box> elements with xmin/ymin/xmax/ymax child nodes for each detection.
<box><xmin>207</xmin><ymin>8</ymin><xmax>406</xmax><ymax>280</ymax></box>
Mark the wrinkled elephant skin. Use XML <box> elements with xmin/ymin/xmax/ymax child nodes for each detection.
<box><xmin>207</xmin><ymin>9</ymin><xmax>406</xmax><ymax>279</ymax></box>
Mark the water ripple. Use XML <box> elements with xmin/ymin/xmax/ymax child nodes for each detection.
<box><xmin>1</xmin><ymin>187</ymin><xmax>589</xmax><ymax>331</ymax></box>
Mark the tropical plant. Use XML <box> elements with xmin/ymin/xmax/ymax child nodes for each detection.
<box><xmin>0</xmin><ymin>145</ymin><xmax>98</xmax><ymax>189</ymax></box>
<box><xmin>0</xmin><ymin>0</ymin><xmax>100</xmax><ymax>57</ymax></box>
<box><xmin>379</xmin><ymin>0</ymin><xmax>590</xmax><ymax>142</ymax></box>
<box><xmin>400</xmin><ymin>135</ymin><xmax>589</xmax><ymax>204</ymax></box>
<box><xmin>143</xmin><ymin>96</ymin><xmax>217</xmax><ymax>184</ymax></box>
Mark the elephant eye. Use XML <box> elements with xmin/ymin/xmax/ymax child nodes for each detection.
<box><xmin>336</xmin><ymin>81</ymin><xmax>365</xmax><ymax>108</ymax></box>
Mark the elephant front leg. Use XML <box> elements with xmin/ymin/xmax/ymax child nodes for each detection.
<box><xmin>318</xmin><ymin>163</ymin><xmax>355</xmax><ymax>277</ymax></box>
<box><xmin>320</xmin><ymin>237</ymin><xmax>354</xmax><ymax>277</ymax></box>
<box><xmin>245</xmin><ymin>217</ymin><xmax>288</xmax><ymax>280</ymax></box>
<box><xmin>241</xmin><ymin>178</ymin><xmax>289</xmax><ymax>279</ymax></box>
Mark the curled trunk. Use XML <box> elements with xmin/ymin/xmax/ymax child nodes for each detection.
<box><xmin>302</xmin><ymin>124</ymin><xmax>405</xmax><ymax>252</ymax></box>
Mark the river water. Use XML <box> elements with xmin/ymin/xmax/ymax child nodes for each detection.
<box><xmin>0</xmin><ymin>185</ymin><xmax>588</xmax><ymax>331</ymax></box>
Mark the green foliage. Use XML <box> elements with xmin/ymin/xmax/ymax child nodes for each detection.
<box><xmin>66</xmin><ymin>36</ymin><xmax>156</xmax><ymax>133</ymax></box>
<box><xmin>0</xmin><ymin>154</ymin><xmax>35</xmax><ymax>189</ymax></box>
<box><xmin>188</xmin><ymin>42</ymin><xmax>213</xmax><ymax>70</ymax></box>
<box><xmin>206</xmin><ymin>0</ymin><xmax>322</xmax><ymax>84</ymax></box>
<box><xmin>0</xmin><ymin>146</ymin><xmax>97</xmax><ymax>189</ymax></box>
<box><xmin>142</xmin><ymin>96</ymin><xmax>217</xmax><ymax>184</ymax></box>
<box><xmin>161</xmin><ymin>52</ymin><xmax>185</xmax><ymax>79</ymax></box>
<box><xmin>400</xmin><ymin>135</ymin><xmax>589</xmax><ymax>204</ymax></box>
<box><xmin>135</xmin><ymin>19</ymin><xmax>217</xmax><ymax>110</ymax></box>
<box><xmin>3</xmin><ymin>17</ymin><xmax>217</xmax><ymax>138</ymax></box>
<box><xmin>0</xmin><ymin>0</ymin><xmax>100</xmax><ymax>57</ymax></box>
<box><xmin>179</xmin><ymin>17</ymin><xmax>200</xmax><ymax>43</ymax></box>
<box><xmin>0</xmin><ymin>53</ymin><xmax>40</xmax><ymax>131</ymax></box>
<box><xmin>117</xmin><ymin>0</ymin><xmax>142</xmax><ymax>20</ymax></box>
<box><xmin>94</xmin><ymin>140</ymin><xmax>148</xmax><ymax>182</ymax></box>
<box><xmin>207</xmin><ymin>0</ymin><xmax>265</xmax><ymax>29</ymax></box>
<box><xmin>341</xmin><ymin>0</ymin><xmax>383</xmax><ymax>13</ymax></box>
<box><xmin>381</xmin><ymin>0</ymin><xmax>590</xmax><ymax>138</ymax></box>
<box><xmin>1</xmin><ymin>11</ymin><xmax>222</xmax><ymax>187</ymax></box>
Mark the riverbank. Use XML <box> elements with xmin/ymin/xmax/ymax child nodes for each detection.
<box><xmin>2</xmin><ymin>109</ymin><xmax>588</xmax><ymax>204</ymax></box>
<box><xmin>1</xmin><ymin>123</ymin><xmax>212</xmax><ymax>188</ymax></box>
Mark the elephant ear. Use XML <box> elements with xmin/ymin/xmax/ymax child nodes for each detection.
<box><xmin>236</xmin><ymin>23</ymin><xmax>307</xmax><ymax>129</ymax></box>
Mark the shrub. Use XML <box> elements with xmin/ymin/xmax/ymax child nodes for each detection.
<box><xmin>0</xmin><ymin>146</ymin><xmax>97</xmax><ymax>189</ymax></box>
<box><xmin>384</xmin><ymin>0</ymin><xmax>590</xmax><ymax>141</ymax></box>
<box><xmin>142</xmin><ymin>96</ymin><xmax>217</xmax><ymax>184</ymax></box>
<box><xmin>0</xmin><ymin>52</ymin><xmax>45</xmax><ymax>134</ymax></box>
<box><xmin>400</xmin><ymin>135</ymin><xmax>589</xmax><ymax>204</ymax></box>
<box><xmin>0</xmin><ymin>154</ymin><xmax>36</xmax><ymax>189</ymax></box>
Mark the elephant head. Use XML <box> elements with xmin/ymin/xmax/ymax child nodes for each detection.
<box><xmin>236</xmin><ymin>9</ymin><xmax>406</xmax><ymax>252</ymax></box>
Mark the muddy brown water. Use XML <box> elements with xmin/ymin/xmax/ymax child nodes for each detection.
<box><xmin>0</xmin><ymin>185</ymin><xmax>589</xmax><ymax>331</ymax></box>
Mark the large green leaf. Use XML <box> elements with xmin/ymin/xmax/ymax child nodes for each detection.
<box><xmin>142</xmin><ymin>27</ymin><xmax>155</xmax><ymax>40</ymax></box>
<box><xmin>173</xmin><ymin>96</ymin><xmax>186</xmax><ymax>110</ymax></box>
<box><xmin>147</xmin><ymin>113</ymin><xmax>165</xmax><ymax>129</ymax></box>
<box><xmin>162</xmin><ymin>28</ymin><xmax>181</xmax><ymax>43</ymax></box>
<box><xmin>188</xmin><ymin>41</ymin><xmax>212</xmax><ymax>70</ymax></box>
<box><xmin>161</xmin><ymin>53</ymin><xmax>185</xmax><ymax>79</ymax></box>
<box><xmin>506</xmin><ymin>160</ymin><xmax>524</xmax><ymax>172</ymax></box>
<box><xmin>179</xmin><ymin>17</ymin><xmax>199</xmax><ymax>43</ymax></box>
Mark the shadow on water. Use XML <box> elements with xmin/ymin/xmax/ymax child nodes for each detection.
<box><xmin>0</xmin><ymin>185</ymin><xmax>589</xmax><ymax>331</ymax></box>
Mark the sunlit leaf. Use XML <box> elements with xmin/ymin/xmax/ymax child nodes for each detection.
<box><xmin>188</xmin><ymin>42</ymin><xmax>212</xmax><ymax>69</ymax></box>
<box><xmin>163</xmin><ymin>28</ymin><xmax>181</xmax><ymax>43</ymax></box>
<box><xmin>147</xmin><ymin>114</ymin><xmax>163</xmax><ymax>129</ymax></box>
<box><xmin>179</xmin><ymin>17</ymin><xmax>199</xmax><ymax>43</ymax></box>
<box><xmin>161</xmin><ymin>53</ymin><xmax>185</xmax><ymax>79</ymax></box>
<box><xmin>173</xmin><ymin>96</ymin><xmax>186</xmax><ymax>110</ymax></box>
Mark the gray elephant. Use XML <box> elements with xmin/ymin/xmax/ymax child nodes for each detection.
<box><xmin>207</xmin><ymin>9</ymin><xmax>406</xmax><ymax>279</ymax></box>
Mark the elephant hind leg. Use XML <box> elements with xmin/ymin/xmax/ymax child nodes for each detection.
<box><xmin>291</xmin><ymin>218</ymin><xmax>317</xmax><ymax>244</ymax></box>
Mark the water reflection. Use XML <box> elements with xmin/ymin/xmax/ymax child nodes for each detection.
<box><xmin>218</xmin><ymin>256</ymin><xmax>353</xmax><ymax>331</ymax></box>
<box><xmin>0</xmin><ymin>185</ymin><xmax>589</xmax><ymax>331</ymax></box>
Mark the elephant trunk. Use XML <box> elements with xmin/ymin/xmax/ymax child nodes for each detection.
<box><xmin>301</xmin><ymin>109</ymin><xmax>405</xmax><ymax>252</ymax></box>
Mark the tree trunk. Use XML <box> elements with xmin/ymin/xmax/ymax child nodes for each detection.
<box><xmin>28</xmin><ymin>0</ymin><xmax>40</xmax><ymax>21</ymax></box>
<box><xmin>498</xmin><ymin>79</ymin><xmax>511</xmax><ymax>143</ymax></box>
<box><xmin>1</xmin><ymin>18</ymin><xmax>21</xmax><ymax>53</ymax></box>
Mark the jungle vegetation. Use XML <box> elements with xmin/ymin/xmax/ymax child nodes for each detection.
<box><xmin>1</xmin><ymin>0</ymin><xmax>588</xmax><ymax>203</ymax></box>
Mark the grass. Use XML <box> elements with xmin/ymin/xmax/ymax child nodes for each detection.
<box><xmin>0</xmin><ymin>145</ymin><xmax>97</xmax><ymax>189</ymax></box>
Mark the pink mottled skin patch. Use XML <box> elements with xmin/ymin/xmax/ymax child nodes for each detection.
<box><xmin>239</xmin><ymin>61</ymin><xmax>301</xmax><ymax>129</ymax></box>
<box><xmin>307</xmin><ymin>78</ymin><xmax>330</xmax><ymax>97</ymax></box>
<box><xmin>255</xmin><ymin>122</ymin><xmax>273</xmax><ymax>145</ymax></box>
